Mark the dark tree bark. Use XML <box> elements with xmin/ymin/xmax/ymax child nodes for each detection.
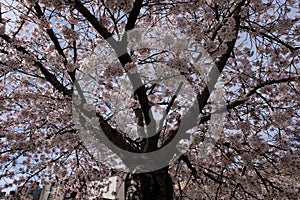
<box><xmin>125</xmin><ymin>166</ymin><xmax>173</xmax><ymax>200</ymax></box>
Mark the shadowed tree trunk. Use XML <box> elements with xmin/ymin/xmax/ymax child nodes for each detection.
<box><xmin>125</xmin><ymin>167</ymin><xmax>173</xmax><ymax>200</ymax></box>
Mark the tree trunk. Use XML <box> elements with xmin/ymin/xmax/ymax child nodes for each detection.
<box><xmin>125</xmin><ymin>166</ymin><xmax>173</xmax><ymax>200</ymax></box>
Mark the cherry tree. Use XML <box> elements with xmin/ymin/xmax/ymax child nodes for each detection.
<box><xmin>0</xmin><ymin>0</ymin><xmax>299</xmax><ymax>199</ymax></box>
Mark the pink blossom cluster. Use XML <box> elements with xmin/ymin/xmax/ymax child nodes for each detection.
<box><xmin>167</xmin><ymin>58</ymin><xmax>189</xmax><ymax>73</ymax></box>
<box><xmin>60</xmin><ymin>25</ymin><xmax>79</xmax><ymax>41</ymax></box>
<box><xmin>103</xmin><ymin>65</ymin><xmax>124</xmax><ymax>78</ymax></box>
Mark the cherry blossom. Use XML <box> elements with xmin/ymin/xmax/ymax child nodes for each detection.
<box><xmin>0</xmin><ymin>0</ymin><xmax>299</xmax><ymax>199</ymax></box>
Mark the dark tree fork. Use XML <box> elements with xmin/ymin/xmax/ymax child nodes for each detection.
<box><xmin>76</xmin><ymin>0</ymin><xmax>243</xmax><ymax>199</ymax></box>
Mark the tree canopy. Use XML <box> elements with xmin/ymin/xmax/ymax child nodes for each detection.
<box><xmin>0</xmin><ymin>0</ymin><xmax>299</xmax><ymax>199</ymax></box>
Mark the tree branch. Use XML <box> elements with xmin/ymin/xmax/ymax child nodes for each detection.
<box><xmin>125</xmin><ymin>0</ymin><xmax>144</xmax><ymax>31</ymax></box>
<box><xmin>73</xmin><ymin>0</ymin><xmax>113</xmax><ymax>40</ymax></box>
<box><xmin>33</xmin><ymin>3</ymin><xmax>76</xmax><ymax>82</ymax></box>
<box><xmin>240</xmin><ymin>24</ymin><xmax>300</xmax><ymax>51</ymax></box>
<box><xmin>0</xmin><ymin>34</ymin><xmax>72</xmax><ymax>97</ymax></box>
